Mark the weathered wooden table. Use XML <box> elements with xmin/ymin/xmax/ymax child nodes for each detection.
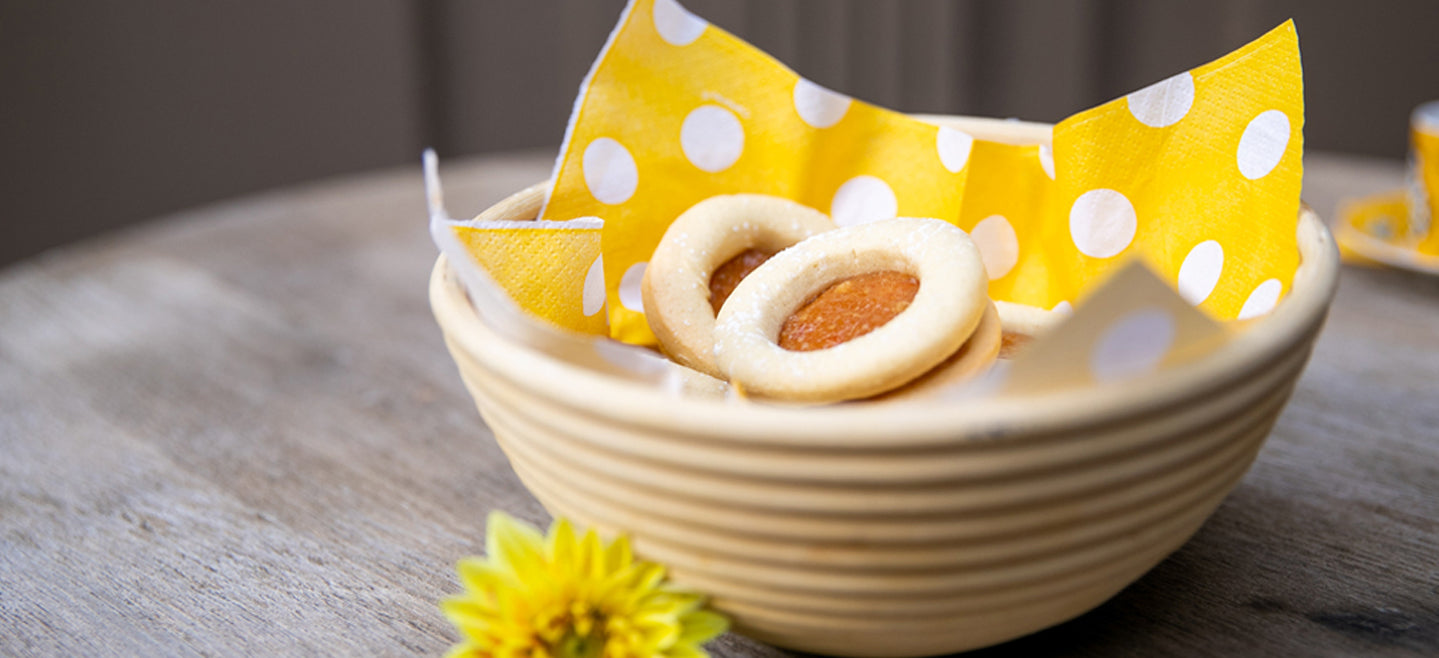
<box><xmin>2</xmin><ymin>151</ymin><xmax>1435</xmax><ymax>656</ymax></box>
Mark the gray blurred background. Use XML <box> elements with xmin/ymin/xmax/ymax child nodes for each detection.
<box><xmin>3</xmin><ymin>0</ymin><xmax>1436</xmax><ymax>267</ymax></box>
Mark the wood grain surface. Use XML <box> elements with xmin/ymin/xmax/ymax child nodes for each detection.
<box><xmin>1</xmin><ymin>151</ymin><xmax>1435</xmax><ymax>657</ymax></box>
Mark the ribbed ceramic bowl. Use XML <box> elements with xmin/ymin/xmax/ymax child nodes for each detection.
<box><xmin>429</xmin><ymin>117</ymin><xmax>1340</xmax><ymax>656</ymax></box>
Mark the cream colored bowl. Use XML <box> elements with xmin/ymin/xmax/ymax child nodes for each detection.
<box><xmin>429</xmin><ymin>117</ymin><xmax>1340</xmax><ymax>656</ymax></box>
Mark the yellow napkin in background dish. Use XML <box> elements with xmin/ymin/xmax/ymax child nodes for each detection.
<box><xmin>449</xmin><ymin>220</ymin><xmax>608</xmax><ymax>335</ymax></box>
<box><xmin>1333</xmin><ymin>113</ymin><xmax>1439</xmax><ymax>273</ymax></box>
<box><xmin>539</xmin><ymin>0</ymin><xmax>1304</xmax><ymax>345</ymax></box>
<box><xmin>1335</xmin><ymin>194</ymin><xmax>1439</xmax><ymax>273</ymax></box>
<box><xmin>1339</xmin><ymin>193</ymin><xmax>1412</xmax><ymax>258</ymax></box>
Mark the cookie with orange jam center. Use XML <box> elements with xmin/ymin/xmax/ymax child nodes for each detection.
<box><xmin>714</xmin><ymin>217</ymin><xmax>992</xmax><ymax>402</ymax></box>
<box><xmin>642</xmin><ymin>195</ymin><xmax>834</xmax><ymax>377</ymax></box>
<box><xmin>779</xmin><ymin>271</ymin><xmax>919</xmax><ymax>351</ymax></box>
<box><xmin>709</xmin><ymin>249</ymin><xmax>773</xmax><ymax>314</ymax></box>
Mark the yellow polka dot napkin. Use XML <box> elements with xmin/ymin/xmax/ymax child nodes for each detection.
<box><xmin>1049</xmin><ymin>33</ymin><xmax>1303</xmax><ymax>321</ymax></box>
<box><xmin>426</xmin><ymin>151</ymin><xmax>705</xmax><ymax>388</ymax></box>
<box><xmin>423</xmin><ymin>152</ymin><xmax>609</xmax><ymax>336</ymax></box>
<box><xmin>537</xmin><ymin>0</ymin><xmax>1304</xmax><ymax>346</ymax></box>
<box><xmin>449</xmin><ymin>221</ymin><xmax>608</xmax><ymax>335</ymax></box>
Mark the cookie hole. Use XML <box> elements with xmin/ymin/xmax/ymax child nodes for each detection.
<box><xmin>709</xmin><ymin>248</ymin><xmax>773</xmax><ymax>313</ymax></box>
<box><xmin>778</xmin><ymin>270</ymin><xmax>919</xmax><ymax>351</ymax></box>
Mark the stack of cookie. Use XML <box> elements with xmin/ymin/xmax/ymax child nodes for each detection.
<box><xmin>643</xmin><ymin>194</ymin><xmax>1052</xmax><ymax>403</ymax></box>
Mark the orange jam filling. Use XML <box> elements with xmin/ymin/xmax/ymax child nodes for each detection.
<box><xmin>778</xmin><ymin>271</ymin><xmax>919</xmax><ymax>351</ymax></box>
<box><xmin>709</xmin><ymin>248</ymin><xmax>772</xmax><ymax>313</ymax></box>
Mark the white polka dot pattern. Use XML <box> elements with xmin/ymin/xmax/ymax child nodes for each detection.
<box><xmin>1069</xmin><ymin>189</ymin><xmax>1137</xmax><ymax>258</ymax></box>
<box><xmin>1237</xmin><ymin>110</ymin><xmax>1290</xmax><ymax>179</ymax></box>
<box><xmin>970</xmin><ymin>215</ymin><xmax>1019</xmax><ymax>280</ymax></box>
<box><xmin>937</xmin><ymin>126</ymin><xmax>974</xmax><ymax>173</ymax></box>
<box><xmin>1237</xmin><ymin>278</ymin><xmax>1282</xmax><ymax>319</ymax></box>
<box><xmin>680</xmin><ymin>104</ymin><xmax>744</xmax><ymax>173</ymax></box>
<box><xmin>1126</xmin><ymin>72</ymin><xmax>1195</xmax><ymax>128</ymax></box>
<box><xmin>793</xmin><ymin>78</ymin><xmax>851</xmax><ymax>129</ymax></box>
<box><xmin>1177</xmin><ymin>240</ymin><xmax>1224</xmax><ymax>305</ymax></box>
<box><xmin>582</xmin><ymin>138</ymin><xmax>639</xmax><ymax>204</ymax></box>
<box><xmin>618</xmin><ymin>261</ymin><xmax>648</xmax><ymax>312</ymax></box>
<box><xmin>830</xmin><ymin>176</ymin><xmax>897</xmax><ymax>227</ymax></box>
<box><xmin>652</xmin><ymin>0</ymin><xmax>706</xmax><ymax>46</ymax></box>
<box><xmin>1038</xmin><ymin>144</ymin><xmax>1055</xmax><ymax>180</ymax></box>
<box><xmin>1090</xmin><ymin>308</ymin><xmax>1175</xmax><ymax>382</ymax></box>
<box><xmin>583</xmin><ymin>255</ymin><xmax>606</xmax><ymax>316</ymax></box>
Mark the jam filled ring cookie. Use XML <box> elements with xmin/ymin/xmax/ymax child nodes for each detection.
<box><xmin>714</xmin><ymin>217</ymin><xmax>989</xmax><ymax>402</ymax></box>
<box><xmin>642</xmin><ymin>194</ymin><xmax>834</xmax><ymax>377</ymax></box>
<box><xmin>879</xmin><ymin>300</ymin><xmax>1001</xmax><ymax>399</ymax></box>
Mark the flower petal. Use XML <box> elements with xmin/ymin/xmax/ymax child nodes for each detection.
<box><xmin>440</xmin><ymin>595</ymin><xmax>495</xmax><ymax>623</ymax></box>
<box><xmin>579</xmin><ymin>527</ymin><xmax>606</xmax><ymax>580</ymax></box>
<box><xmin>440</xmin><ymin>597</ymin><xmax>501</xmax><ymax>645</ymax></box>
<box><xmin>596</xmin><ymin>562</ymin><xmax>660</xmax><ymax>610</ymax></box>
<box><xmin>547</xmin><ymin>517</ymin><xmax>578</xmax><ymax>575</ymax></box>
<box><xmin>486</xmin><ymin>511</ymin><xmax>547</xmax><ymax>581</ymax></box>
<box><xmin>604</xmin><ymin>533</ymin><xmax>633</xmax><ymax>575</ymax></box>
<box><xmin>443</xmin><ymin>639</ymin><xmax>490</xmax><ymax>658</ymax></box>
<box><xmin>456</xmin><ymin>557</ymin><xmax>510</xmax><ymax>599</ymax></box>
<box><xmin>645</xmin><ymin>620</ymin><xmax>682</xmax><ymax>651</ymax></box>
<box><xmin>677</xmin><ymin>609</ymin><xmax>728</xmax><ymax>647</ymax></box>
<box><xmin>630</xmin><ymin>563</ymin><xmax>664</xmax><ymax>593</ymax></box>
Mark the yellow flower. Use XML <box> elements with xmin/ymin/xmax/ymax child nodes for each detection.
<box><xmin>441</xmin><ymin>512</ymin><xmax>729</xmax><ymax>658</ymax></box>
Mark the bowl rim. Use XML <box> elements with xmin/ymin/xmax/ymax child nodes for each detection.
<box><xmin>430</xmin><ymin>117</ymin><xmax>1340</xmax><ymax>449</ymax></box>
